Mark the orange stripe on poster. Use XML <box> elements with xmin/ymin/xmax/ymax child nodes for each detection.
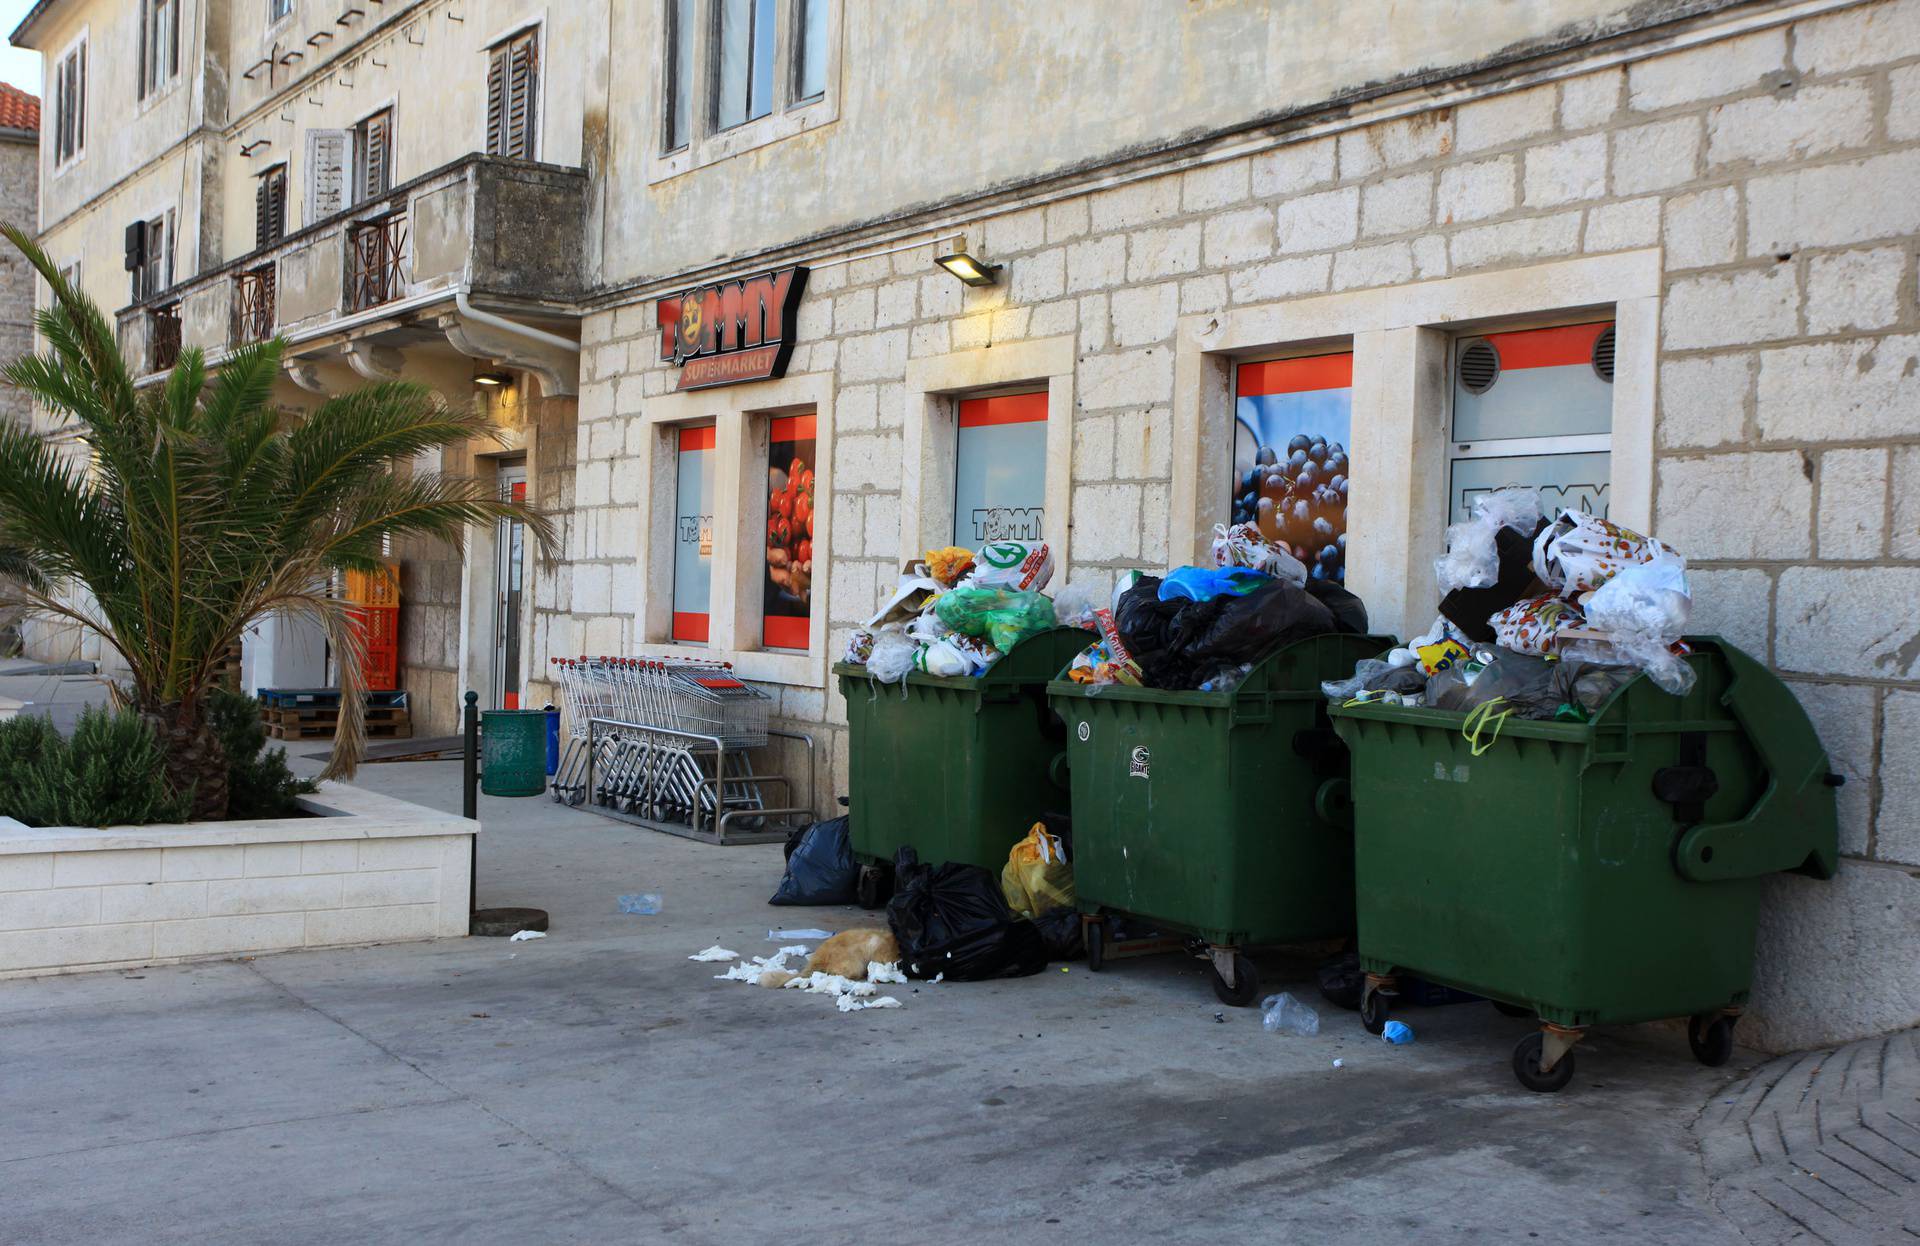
<box><xmin>764</xmin><ymin>614</ymin><xmax>809</xmax><ymax>650</ymax></box>
<box><xmin>1483</xmin><ymin>321</ymin><xmax>1611</xmax><ymax>370</ymax></box>
<box><xmin>510</xmin><ymin>480</ymin><xmax>526</xmax><ymax>503</ymax></box>
<box><xmin>958</xmin><ymin>391</ymin><xmax>1048</xmax><ymax>428</ymax></box>
<box><xmin>678</xmin><ymin>425</ymin><xmax>715</xmax><ymax>451</ymax></box>
<box><xmin>770</xmin><ymin>413</ymin><xmax>817</xmax><ymax>442</ymax></box>
<box><xmin>672</xmin><ymin>612</ymin><xmax>710</xmax><ymax>643</ymax></box>
<box><xmin>1237</xmin><ymin>352</ymin><xmax>1354</xmax><ymax>397</ymax></box>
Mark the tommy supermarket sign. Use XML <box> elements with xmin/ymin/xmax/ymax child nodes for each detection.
<box><xmin>656</xmin><ymin>266</ymin><xmax>810</xmax><ymax>391</ymax></box>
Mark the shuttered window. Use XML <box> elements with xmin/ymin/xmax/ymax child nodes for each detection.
<box><xmin>54</xmin><ymin>40</ymin><xmax>86</xmax><ymax>166</ymax></box>
<box><xmin>354</xmin><ymin>109</ymin><xmax>392</xmax><ymax>202</ymax></box>
<box><xmin>256</xmin><ymin>166</ymin><xmax>288</xmax><ymax>248</ymax></box>
<box><xmin>664</xmin><ymin>0</ymin><xmax>696</xmax><ymax>151</ymax></box>
<box><xmin>485</xmin><ymin>29</ymin><xmax>539</xmax><ymax>160</ymax></box>
<box><xmin>129</xmin><ymin>211</ymin><xmax>174</xmax><ymax>302</ymax></box>
<box><xmin>305</xmin><ymin>129</ymin><xmax>351</xmax><ymax>222</ymax></box>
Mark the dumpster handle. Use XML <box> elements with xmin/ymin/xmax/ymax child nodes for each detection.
<box><xmin>1672</xmin><ymin>641</ymin><xmax>1839</xmax><ymax>884</ymax></box>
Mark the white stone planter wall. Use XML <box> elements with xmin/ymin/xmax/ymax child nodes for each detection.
<box><xmin>0</xmin><ymin>784</ymin><xmax>475</xmax><ymax>978</ymax></box>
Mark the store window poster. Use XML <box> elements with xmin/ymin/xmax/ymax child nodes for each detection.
<box><xmin>764</xmin><ymin>413</ymin><xmax>817</xmax><ymax>650</ymax></box>
<box><xmin>953</xmin><ymin>392</ymin><xmax>1048</xmax><ymax>545</ymax></box>
<box><xmin>672</xmin><ymin>426</ymin><xmax>715</xmax><ymax>642</ymax></box>
<box><xmin>1232</xmin><ymin>353</ymin><xmax>1353</xmax><ymax>584</ymax></box>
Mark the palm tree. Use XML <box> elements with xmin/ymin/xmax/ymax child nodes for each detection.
<box><xmin>0</xmin><ymin>225</ymin><xmax>553</xmax><ymax>820</ymax></box>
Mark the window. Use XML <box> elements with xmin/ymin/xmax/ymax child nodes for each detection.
<box><xmin>953</xmin><ymin>392</ymin><xmax>1048</xmax><ymax>545</ymax></box>
<box><xmin>793</xmin><ymin>0</ymin><xmax>829</xmax><ymax>102</ymax></box>
<box><xmin>126</xmin><ymin>211</ymin><xmax>175</xmax><ymax>302</ymax></box>
<box><xmin>714</xmin><ymin>0</ymin><xmax>775</xmax><ymax>129</ymax></box>
<box><xmin>353</xmin><ymin>109</ymin><xmax>392</xmax><ymax>202</ymax></box>
<box><xmin>673</xmin><ymin>426</ymin><xmax>717</xmax><ymax>642</ymax></box>
<box><xmin>763</xmin><ymin>413</ymin><xmax>816</xmax><ymax>650</ymax></box>
<box><xmin>1447</xmin><ymin>321</ymin><xmax>1615</xmax><ymax>522</ymax></box>
<box><xmin>1232</xmin><ymin>353</ymin><xmax>1354</xmax><ymax>583</ymax></box>
<box><xmin>663</xmin><ymin>0</ymin><xmax>697</xmax><ymax>151</ymax></box>
<box><xmin>255</xmin><ymin>165</ymin><xmax>288</xmax><ymax>248</ymax></box>
<box><xmin>485</xmin><ymin>29</ymin><xmax>540</xmax><ymax>160</ymax></box>
<box><xmin>305</xmin><ymin>129</ymin><xmax>351</xmax><ymax>222</ymax></box>
<box><xmin>139</xmin><ymin>0</ymin><xmax>180</xmax><ymax>99</ymax></box>
<box><xmin>268</xmin><ymin>0</ymin><xmax>294</xmax><ymax>23</ymax></box>
<box><xmin>53</xmin><ymin>39</ymin><xmax>85</xmax><ymax>166</ymax></box>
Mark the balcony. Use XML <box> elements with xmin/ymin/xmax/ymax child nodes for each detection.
<box><xmin>116</xmin><ymin>154</ymin><xmax>589</xmax><ymax>395</ymax></box>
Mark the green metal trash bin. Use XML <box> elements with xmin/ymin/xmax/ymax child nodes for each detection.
<box><xmin>1047</xmin><ymin>631</ymin><xmax>1395</xmax><ymax>1006</ymax></box>
<box><xmin>481</xmin><ymin>709</ymin><xmax>550</xmax><ymax>797</ymax></box>
<box><xmin>834</xmin><ymin>625</ymin><xmax>1092</xmax><ymax>909</ymax></box>
<box><xmin>1328</xmin><ymin>637</ymin><xmax>1839</xmax><ymax>1092</ymax></box>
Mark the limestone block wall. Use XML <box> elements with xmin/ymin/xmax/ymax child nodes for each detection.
<box><xmin>555</xmin><ymin>0</ymin><xmax>1918</xmax><ymax>1050</ymax></box>
<box><xmin>0</xmin><ymin>134</ymin><xmax>34</xmax><ymax>429</ymax></box>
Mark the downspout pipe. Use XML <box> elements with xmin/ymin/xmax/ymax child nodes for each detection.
<box><xmin>455</xmin><ymin>287</ymin><xmax>583</xmax><ymax>358</ymax></box>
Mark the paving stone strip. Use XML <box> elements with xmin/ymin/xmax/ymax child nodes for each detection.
<box><xmin>1697</xmin><ymin>1029</ymin><xmax>1920</xmax><ymax>1244</ymax></box>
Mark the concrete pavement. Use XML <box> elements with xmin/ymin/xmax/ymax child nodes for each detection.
<box><xmin>0</xmin><ymin>754</ymin><xmax>1910</xmax><ymax>1243</ymax></box>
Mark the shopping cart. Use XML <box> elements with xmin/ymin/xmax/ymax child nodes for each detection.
<box><xmin>548</xmin><ymin>655</ymin><xmax>813</xmax><ymax>845</ymax></box>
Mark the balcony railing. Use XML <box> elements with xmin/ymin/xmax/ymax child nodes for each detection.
<box><xmin>114</xmin><ymin>154</ymin><xmax>589</xmax><ymax>376</ymax></box>
<box><xmin>347</xmin><ymin>212</ymin><xmax>409</xmax><ymax>312</ymax></box>
<box><xmin>233</xmin><ymin>265</ymin><xmax>277</xmax><ymax>344</ymax></box>
<box><xmin>149</xmin><ymin>302</ymin><xmax>182</xmax><ymax>372</ymax></box>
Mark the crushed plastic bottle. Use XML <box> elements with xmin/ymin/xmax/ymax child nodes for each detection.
<box><xmin>617</xmin><ymin>893</ymin><xmax>662</xmax><ymax>915</ymax></box>
<box><xmin>1260</xmin><ymin>992</ymin><xmax>1321</xmax><ymax>1036</ymax></box>
<box><xmin>1381</xmin><ymin>1020</ymin><xmax>1415</xmax><ymax>1045</ymax></box>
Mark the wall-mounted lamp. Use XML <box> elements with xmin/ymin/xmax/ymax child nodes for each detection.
<box><xmin>473</xmin><ymin>369</ymin><xmax>511</xmax><ymax>387</ymax></box>
<box><xmin>935</xmin><ymin>250</ymin><xmax>1001</xmax><ymax>287</ymax></box>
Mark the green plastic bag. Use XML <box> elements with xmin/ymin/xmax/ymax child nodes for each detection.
<box><xmin>934</xmin><ymin>588</ymin><xmax>1057</xmax><ymax>654</ymax></box>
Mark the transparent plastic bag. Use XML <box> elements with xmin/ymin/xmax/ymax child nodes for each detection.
<box><xmin>934</xmin><ymin>587</ymin><xmax>1058</xmax><ymax>653</ymax></box>
<box><xmin>1321</xmin><ymin>658</ymin><xmax>1392</xmax><ymax>702</ymax></box>
<box><xmin>1260</xmin><ymin>992</ymin><xmax>1321</xmax><ymax>1037</ymax></box>
<box><xmin>1211</xmin><ymin>521</ymin><xmax>1308</xmax><ymax>587</ymax></box>
<box><xmin>1434</xmin><ymin>487</ymin><xmax>1542</xmax><ymax>593</ymax></box>
<box><xmin>1050</xmin><ymin>580</ymin><xmax>1103</xmax><ymax>630</ymax></box>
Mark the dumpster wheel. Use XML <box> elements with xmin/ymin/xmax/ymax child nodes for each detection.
<box><xmin>1512</xmin><ymin>1031</ymin><xmax>1578</xmax><ymax>1093</ymax></box>
<box><xmin>1206</xmin><ymin>949</ymin><xmax>1260</xmax><ymax>1007</ymax></box>
<box><xmin>1083</xmin><ymin>918</ymin><xmax>1107</xmax><ymax>971</ymax></box>
<box><xmin>855</xmin><ymin>864</ymin><xmax>892</xmax><ymax>911</ymax></box>
<box><xmin>1688</xmin><ymin>1013</ymin><xmax>1737</xmax><ymax>1067</ymax></box>
<box><xmin>1360</xmin><ymin>976</ymin><xmax>1396</xmax><ymax>1035</ymax></box>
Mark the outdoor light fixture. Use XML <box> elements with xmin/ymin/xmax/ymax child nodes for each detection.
<box><xmin>935</xmin><ymin>250</ymin><xmax>1001</xmax><ymax>287</ymax></box>
<box><xmin>474</xmin><ymin>369</ymin><xmax>511</xmax><ymax>387</ymax></box>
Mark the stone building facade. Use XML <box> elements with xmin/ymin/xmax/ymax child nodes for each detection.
<box><xmin>0</xmin><ymin>84</ymin><xmax>37</xmax><ymax>430</ymax></box>
<box><xmin>15</xmin><ymin>0</ymin><xmax>1920</xmax><ymax>1050</ymax></box>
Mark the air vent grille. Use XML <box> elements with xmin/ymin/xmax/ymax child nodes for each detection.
<box><xmin>1592</xmin><ymin>325</ymin><xmax>1616</xmax><ymax>383</ymax></box>
<box><xmin>1458</xmin><ymin>340</ymin><xmax>1500</xmax><ymax>394</ymax></box>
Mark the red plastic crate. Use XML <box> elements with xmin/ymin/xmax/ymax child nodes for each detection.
<box><xmin>347</xmin><ymin>605</ymin><xmax>400</xmax><ymax>691</ymax></box>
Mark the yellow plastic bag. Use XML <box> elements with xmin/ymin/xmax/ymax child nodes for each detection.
<box><xmin>1001</xmin><ymin>823</ymin><xmax>1076</xmax><ymax>920</ymax></box>
<box><xmin>923</xmin><ymin>546</ymin><xmax>976</xmax><ymax>587</ymax></box>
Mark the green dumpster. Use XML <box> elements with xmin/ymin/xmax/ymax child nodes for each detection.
<box><xmin>481</xmin><ymin>709</ymin><xmax>550</xmax><ymax>797</ymax></box>
<box><xmin>1328</xmin><ymin>637</ymin><xmax>1839</xmax><ymax>1091</ymax></box>
<box><xmin>835</xmin><ymin>626</ymin><xmax>1092</xmax><ymax>909</ymax></box>
<box><xmin>1047</xmin><ymin>631</ymin><xmax>1395</xmax><ymax>1006</ymax></box>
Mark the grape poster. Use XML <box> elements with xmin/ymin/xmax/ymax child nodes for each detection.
<box><xmin>1231</xmin><ymin>354</ymin><xmax>1353</xmax><ymax>584</ymax></box>
<box><xmin>763</xmin><ymin>414</ymin><xmax>816</xmax><ymax>649</ymax></box>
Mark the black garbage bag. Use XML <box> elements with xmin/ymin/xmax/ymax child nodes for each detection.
<box><xmin>1032</xmin><ymin>906</ymin><xmax>1086</xmax><ymax>961</ymax></box>
<box><xmin>1183</xmin><ymin>579</ymin><xmax>1336</xmax><ymax>687</ymax></box>
<box><xmin>1114</xmin><ymin>577</ymin><xmax>1186</xmax><ymax>680</ymax></box>
<box><xmin>1304</xmin><ymin>579</ymin><xmax>1369</xmax><ymax>635</ymax></box>
<box><xmin>1317</xmin><ymin>949</ymin><xmax>1364</xmax><ymax>1011</ymax></box>
<box><xmin>768</xmin><ymin>815</ymin><xmax>856</xmax><ymax>905</ymax></box>
<box><xmin>886</xmin><ymin>847</ymin><xmax>1048</xmax><ymax>980</ymax></box>
<box><xmin>1439</xmin><ymin>521</ymin><xmax>1548</xmax><ymax>642</ymax></box>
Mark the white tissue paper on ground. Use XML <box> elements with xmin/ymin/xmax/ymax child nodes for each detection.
<box><xmin>508</xmin><ymin>929</ymin><xmax>546</xmax><ymax>942</ymax></box>
<box><xmin>688</xmin><ymin>946</ymin><xmax>740</xmax><ymax>962</ymax></box>
<box><xmin>837</xmin><ymin>995</ymin><xmax>902</xmax><ymax>1012</ymax></box>
<box><xmin>867</xmin><ymin>961</ymin><xmax>909</xmax><ymax>984</ymax></box>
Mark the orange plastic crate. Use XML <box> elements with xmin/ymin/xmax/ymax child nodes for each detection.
<box><xmin>347</xmin><ymin>605</ymin><xmax>400</xmax><ymax>690</ymax></box>
<box><xmin>344</xmin><ymin>563</ymin><xmax>401</xmax><ymax>606</ymax></box>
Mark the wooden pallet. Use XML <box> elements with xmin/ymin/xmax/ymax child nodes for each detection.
<box><xmin>265</xmin><ymin>717</ymin><xmax>413</xmax><ymax>742</ymax></box>
<box><xmin>264</xmin><ymin>705</ymin><xmax>410</xmax><ymax>726</ymax></box>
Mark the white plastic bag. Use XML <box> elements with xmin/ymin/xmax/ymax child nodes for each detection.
<box><xmin>1531</xmin><ymin>511</ymin><xmax>1681</xmax><ymax>597</ymax></box>
<box><xmin>865</xmin><ymin>626</ymin><xmax>919</xmax><ymax>684</ymax></box>
<box><xmin>1579</xmin><ymin>555</ymin><xmax>1695</xmax><ymax>694</ymax></box>
<box><xmin>1210</xmin><ymin>522</ymin><xmax>1308</xmax><ymax>587</ymax></box>
<box><xmin>963</xmin><ymin>540</ymin><xmax>1055</xmax><ymax>592</ymax></box>
<box><xmin>1433</xmin><ymin>487</ymin><xmax>1542</xmax><ymax>593</ymax></box>
<box><xmin>1050</xmin><ymin>580</ymin><xmax>1103</xmax><ymax>630</ymax></box>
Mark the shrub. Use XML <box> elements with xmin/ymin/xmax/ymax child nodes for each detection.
<box><xmin>0</xmin><ymin>707</ymin><xmax>190</xmax><ymax>828</ymax></box>
<box><xmin>207</xmin><ymin>688</ymin><xmax>317</xmax><ymax>819</ymax></box>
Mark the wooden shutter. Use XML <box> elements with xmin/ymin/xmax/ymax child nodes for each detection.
<box><xmin>487</xmin><ymin>31</ymin><xmax>538</xmax><ymax>159</ymax></box>
<box><xmin>73</xmin><ymin>47</ymin><xmax>85</xmax><ymax>156</ymax></box>
<box><xmin>361</xmin><ymin>111</ymin><xmax>391</xmax><ymax>199</ymax></box>
<box><xmin>124</xmin><ymin>221</ymin><xmax>145</xmax><ymax>275</ymax></box>
<box><xmin>485</xmin><ymin>43</ymin><xmax>508</xmax><ymax>156</ymax></box>
<box><xmin>257</xmin><ymin>169</ymin><xmax>287</xmax><ymax>247</ymax></box>
<box><xmin>305</xmin><ymin>129</ymin><xmax>351</xmax><ymax>222</ymax></box>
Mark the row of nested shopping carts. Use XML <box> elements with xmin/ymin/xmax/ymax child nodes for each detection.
<box><xmin>548</xmin><ymin>656</ymin><xmax>791</xmax><ymax>839</ymax></box>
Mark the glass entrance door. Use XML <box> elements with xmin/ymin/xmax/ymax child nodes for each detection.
<box><xmin>493</xmin><ymin>463</ymin><xmax>528</xmax><ymax>709</ymax></box>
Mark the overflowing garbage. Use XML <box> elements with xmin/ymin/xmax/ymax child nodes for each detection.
<box><xmin>1067</xmin><ymin>522</ymin><xmax>1369</xmax><ymax>693</ymax></box>
<box><xmin>842</xmin><ymin>539</ymin><xmax>1078</xmax><ymax>682</ymax></box>
<box><xmin>1323</xmin><ymin>488</ymin><xmax>1697</xmax><ymax>722</ymax></box>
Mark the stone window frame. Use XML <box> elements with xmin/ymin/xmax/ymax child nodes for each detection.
<box><xmin>634</xmin><ymin>369</ymin><xmax>838</xmax><ymax>688</ymax></box>
<box><xmin>1171</xmin><ymin>249</ymin><xmax>1659</xmax><ymax>641</ymax></box>
<box><xmin>646</xmin><ymin>0</ymin><xmax>842</xmax><ymax>185</ymax></box>
<box><xmin>899</xmin><ymin>334</ymin><xmax>1078</xmax><ymax>576</ymax></box>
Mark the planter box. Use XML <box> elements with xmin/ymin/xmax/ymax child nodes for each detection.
<box><xmin>0</xmin><ymin>784</ymin><xmax>476</xmax><ymax>978</ymax></box>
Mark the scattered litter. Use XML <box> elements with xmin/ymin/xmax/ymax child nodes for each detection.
<box><xmin>508</xmin><ymin>930</ymin><xmax>546</xmax><ymax>942</ymax></box>
<box><xmin>779</xmin><ymin>944</ymin><xmax>813</xmax><ymax>956</ymax></box>
<box><xmin>770</xmin><ymin>928</ymin><xmax>833</xmax><ymax>941</ymax></box>
<box><xmin>1261</xmin><ymin>992</ymin><xmax>1321</xmax><ymax>1036</ymax></box>
<box><xmin>687</xmin><ymin>946</ymin><xmax>740</xmax><ymax>962</ymax></box>
<box><xmin>1333</xmin><ymin>1058</ymin><xmax>1345</xmax><ymax>1069</ymax></box>
<box><xmin>618</xmin><ymin>893</ymin><xmax>663</xmax><ymax>915</ymax></box>
<box><xmin>716</xmin><ymin>949</ymin><xmax>801</xmax><ymax>982</ymax></box>
<box><xmin>1381</xmin><ymin>1020</ymin><xmax>1415</xmax><ymax>1045</ymax></box>
<box><xmin>837</xmin><ymin>995</ymin><xmax>902</xmax><ymax>1012</ymax></box>
<box><xmin>930</xmin><ymin>973</ymin><xmax>944</xmax><ymax>984</ymax></box>
<box><xmin>1213</xmin><ymin>1012</ymin><xmax>1226</xmax><ymax>1024</ymax></box>
<box><xmin>868</xmin><ymin>961</ymin><xmax>909</xmax><ymax>984</ymax></box>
